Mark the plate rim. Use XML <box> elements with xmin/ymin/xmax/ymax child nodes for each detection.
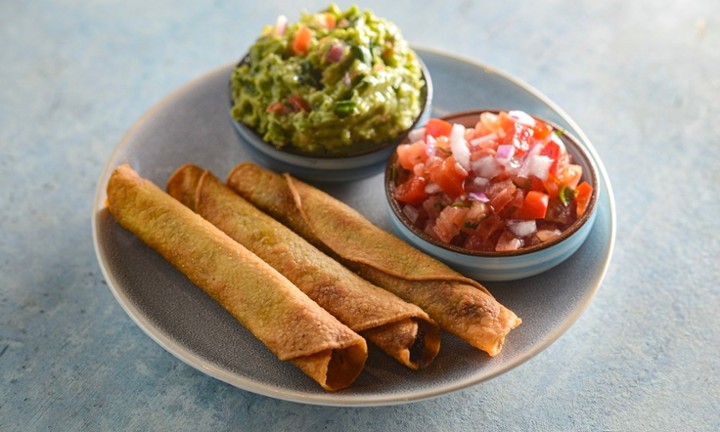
<box><xmin>92</xmin><ymin>46</ymin><xmax>616</xmax><ymax>407</ymax></box>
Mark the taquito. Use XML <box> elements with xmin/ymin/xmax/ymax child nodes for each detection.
<box><xmin>167</xmin><ymin>164</ymin><xmax>441</xmax><ymax>369</ymax></box>
<box><xmin>106</xmin><ymin>164</ymin><xmax>367</xmax><ymax>391</ymax></box>
<box><xmin>226</xmin><ymin>162</ymin><xmax>521</xmax><ymax>356</ymax></box>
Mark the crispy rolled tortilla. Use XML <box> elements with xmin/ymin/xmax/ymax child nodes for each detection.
<box><xmin>227</xmin><ymin>162</ymin><xmax>522</xmax><ymax>356</ymax></box>
<box><xmin>167</xmin><ymin>164</ymin><xmax>441</xmax><ymax>369</ymax></box>
<box><xmin>106</xmin><ymin>164</ymin><xmax>367</xmax><ymax>391</ymax></box>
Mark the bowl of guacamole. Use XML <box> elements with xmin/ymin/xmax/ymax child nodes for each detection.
<box><xmin>229</xmin><ymin>3</ymin><xmax>432</xmax><ymax>181</ymax></box>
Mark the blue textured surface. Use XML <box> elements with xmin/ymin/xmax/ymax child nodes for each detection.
<box><xmin>1</xmin><ymin>0</ymin><xmax>718</xmax><ymax>430</ymax></box>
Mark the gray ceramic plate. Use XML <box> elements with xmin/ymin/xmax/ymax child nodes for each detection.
<box><xmin>92</xmin><ymin>47</ymin><xmax>616</xmax><ymax>407</ymax></box>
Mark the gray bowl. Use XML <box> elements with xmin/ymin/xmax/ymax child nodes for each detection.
<box><xmin>229</xmin><ymin>54</ymin><xmax>433</xmax><ymax>182</ymax></box>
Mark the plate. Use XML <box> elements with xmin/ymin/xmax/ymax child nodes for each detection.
<box><xmin>92</xmin><ymin>47</ymin><xmax>616</xmax><ymax>407</ymax></box>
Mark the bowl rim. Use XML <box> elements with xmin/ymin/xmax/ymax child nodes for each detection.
<box><xmin>228</xmin><ymin>50</ymin><xmax>433</xmax><ymax>160</ymax></box>
<box><xmin>384</xmin><ymin>109</ymin><xmax>600</xmax><ymax>258</ymax></box>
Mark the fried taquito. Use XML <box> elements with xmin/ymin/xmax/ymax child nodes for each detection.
<box><xmin>226</xmin><ymin>162</ymin><xmax>521</xmax><ymax>356</ymax></box>
<box><xmin>106</xmin><ymin>164</ymin><xmax>367</xmax><ymax>391</ymax></box>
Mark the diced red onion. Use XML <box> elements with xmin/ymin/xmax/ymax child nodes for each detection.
<box><xmin>402</xmin><ymin>204</ymin><xmax>420</xmax><ymax>224</ymax></box>
<box><xmin>468</xmin><ymin>192</ymin><xmax>489</xmax><ymax>202</ymax></box>
<box><xmin>450</xmin><ymin>124</ymin><xmax>470</xmax><ymax>170</ymax></box>
<box><xmin>496</xmin><ymin>144</ymin><xmax>514</xmax><ymax>163</ymax></box>
<box><xmin>325</xmin><ymin>43</ymin><xmax>344</xmax><ymax>63</ymax></box>
<box><xmin>508</xmin><ymin>220</ymin><xmax>537</xmax><ymax>237</ymax></box>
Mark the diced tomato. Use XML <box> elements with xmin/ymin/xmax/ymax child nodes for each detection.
<box><xmin>505</xmin><ymin>188</ymin><xmax>525</xmax><ymax>218</ymax></box>
<box><xmin>574</xmin><ymin>181</ymin><xmax>593</xmax><ymax>216</ymax></box>
<box><xmin>470</xmin><ymin>146</ymin><xmax>496</xmax><ymax>161</ymax></box>
<box><xmin>543</xmin><ymin>177</ymin><xmax>560</xmax><ymax>199</ymax></box>
<box><xmin>466</xmin><ymin>200</ymin><xmax>489</xmax><ymax>222</ymax></box>
<box><xmin>266</xmin><ymin>101</ymin><xmax>287</xmax><ymax>115</ymax></box>
<box><xmin>529</xmin><ymin>176</ymin><xmax>546</xmax><ymax>192</ymax></box>
<box><xmin>540</xmin><ymin>140</ymin><xmax>561</xmax><ymax>176</ymax></box>
<box><xmin>479</xmin><ymin>112</ymin><xmax>502</xmax><ymax>136</ymax></box>
<box><xmin>495</xmin><ymin>230</ymin><xmax>523</xmax><ymax>252</ymax></box>
<box><xmin>422</xmin><ymin>194</ymin><xmax>445</xmax><ymax>219</ymax></box>
<box><xmin>557</xmin><ymin>163</ymin><xmax>583</xmax><ymax>189</ymax></box>
<box><xmin>322</xmin><ymin>13</ymin><xmax>336</xmax><ymax>29</ymax></box>
<box><xmin>433</xmin><ymin>135</ymin><xmax>451</xmax><ymax>154</ymax></box>
<box><xmin>489</xmin><ymin>187</ymin><xmax>515</xmax><ymax>214</ymax></box>
<box><xmin>429</xmin><ymin>156</ymin><xmax>467</xmax><ymax>199</ymax></box>
<box><xmin>468</xmin><ymin>213</ymin><xmax>505</xmax><ymax>249</ymax></box>
<box><xmin>433</xmin><ymin>206</ymin><xmax>469</xmax><ymax>243</ymax></box>
<box><xmin>519</xmin><ymin>190</ymin><xmax>549</xmax><ymax>220</ymax></box>
<box><xmin>486</xmin><ymin>179</ymin><xmax>517</xmax><ymax>214</ymax></box>
<box><xmin>532</xmin><ymin>120</ymin><xmax>553</xmax><ymax>141</ymax></box>
<box><xmin>396</xmin><ymin>141</ymin><xmax>428</xmax><ymax>170</ymax></box>
<box><xmin>473</xmin><ymin>120</ymin><xmax>493</xmax><ymax>137</ymax></box>
<box><xmin>287</xmin><ymin>94</ymin><xmax>311</xmax><ymax>112</ymax></box>
<box><xmin>395</xmin><ymin>175</ymin><xmax>428</xmax><ymax>205</ymax></box>
<box><xmin>292</xmin><ymin>25</ymin><xmax>313</xmax><ymax>55</ymax></box>
<box><xmin>497</xmin><ymin>112</ymin><xmax>517</xmax><ymax>143</ymax></box>
<box><xmin>546</xmin><ymin>197</ymin><xmax>575</xmax><ymax>225</ymax></box>
<box><xmin>424</xmin><ymin>118</ymin><xmax>454</xmax><ymax>139</ymax></box>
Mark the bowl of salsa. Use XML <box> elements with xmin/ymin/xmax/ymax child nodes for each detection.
<box><xmin>384</xmin><ymin>109</ymin><xmax>600</xmax><ymax>281</ymax></box>
<box><xmin>229</xmin><ymin>4</ymin><xmax>432</xmax><ymax>182</ymax></box>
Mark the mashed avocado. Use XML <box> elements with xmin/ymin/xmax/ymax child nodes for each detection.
<box><xmin>230</xmin><ymin>4</ymin><xmax>426</xmax><ymax>156</ymax></box>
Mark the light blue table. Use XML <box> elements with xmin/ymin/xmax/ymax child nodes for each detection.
<box><xmin>2</xmin><ymin>0</ymin><xmax>718</xmax><ymax>430</ymax></box>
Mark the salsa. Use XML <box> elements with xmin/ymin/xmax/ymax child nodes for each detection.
<box><xmin>230</xmin><ymin>4</ymin><xmax>426</xmax><ymax>156</ymax></box>
<box><xmin>390</xmin><ymin>110</ymin><xmax>593</xmax><ymax>253</ymax></box>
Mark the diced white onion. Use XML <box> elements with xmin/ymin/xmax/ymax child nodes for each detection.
<box><xmin>466</xmin><ymin>176</ymin><xmax>489</xmax><ymax>192</ymax></box>
<box><xmin>407</xmin><ymin>127</ymin><xmax>425</xmax><ymax>143</ymax></box>
<box><xmin>537</xmin><ymin>229</ymin><xmax>562</xmax><ymax>241</ymax></box>
<box><xmin>508</xmin><ymin>110</ymin><xmax>536</xmax><ymax>127</ymax></box>
<box><xmin>425</xmin><ymin>135</ymin><xmax>437</xmax><ymax>157</ymax></box>
<box><xmin>450</xmin><ymin>123</ymin><xmax>470</xmax><ymax>170</ymax></box>
<box><xmin>518</xmin><ymin>154</ymin><xmax>553</xmax><ymax>180</ymax></box>
<box><xmin>424</xmin><ymin>183</ymin><xmax>442</xmax><ymax>194</ymax></box>
<box><xmin>508</xmin><ymin>220</ymin><xmax>537</xmax><ymax>237</ymax></box>
<box><xmin>471</xmin><ymin>155</ymin><xmax>502</xmax><ymax>179</ymax></box>
<box><xmin>470</xmin><ymin>132</ymin><xmax>498</xmax><ymax>147</ymax></box>
<box><xmin>402</xmin><ymin>204</ymin><xmax>420</xmax><ymax>224</ymax></box>
<box><xmin>496</xmin><ymin>237</ymin><xmax>523</xmax><ymax>252</ymax></box>
<box><xmin>273</xmin><ymin>15</ymin><xmax>288</xmax><ymax>36</ymax></box>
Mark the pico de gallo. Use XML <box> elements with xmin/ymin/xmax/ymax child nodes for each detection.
<box><xmin>390</xmin><ymin>110</ymin><xmax>594</xmax><ymax>253</ymax></box>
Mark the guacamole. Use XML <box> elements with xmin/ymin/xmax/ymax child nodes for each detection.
<box><xmin>230</xmin><ymin>4</ymin><xmax>426</xmax><ymax>156</ymax></box>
